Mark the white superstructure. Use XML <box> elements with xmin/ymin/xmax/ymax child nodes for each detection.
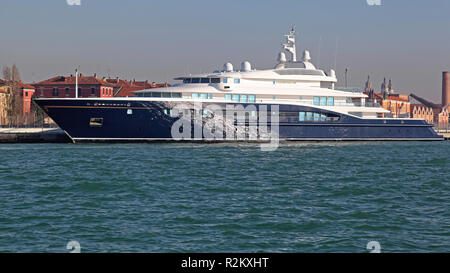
<box><xmin>134</xmin><ymin>27</ymin><xmax>389</xmax><ymax>119</ymax></box>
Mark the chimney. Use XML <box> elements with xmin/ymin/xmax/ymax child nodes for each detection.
<box><xmin>443</xmin><ymin>71</ymin><xmax>450</xmax><ymax>107</ymax></box>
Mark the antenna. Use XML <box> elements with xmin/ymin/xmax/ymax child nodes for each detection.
<box><xmin>75</xmin><ymin>68</ymin><xmax>78</xmax><ymax>99</ymax></box>
<box><xmin>282</xmin><ymin>26</ymin><xmax>297</xmax><ymax>62</ymax></box>
<box><xmin>333</xmin><ymin>38</ymin><xmax>339</xmax><ymax>70</ymax></box>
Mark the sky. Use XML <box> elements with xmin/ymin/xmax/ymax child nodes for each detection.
<box><xmin>0</xmin><ymin>0</ymin><xmax>449</xmax><ymax>102</ymax></box>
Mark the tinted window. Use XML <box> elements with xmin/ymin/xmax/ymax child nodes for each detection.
<box><xmin>201</xmin><ymin>78</ymin><xmax>210</xmax><ymax>83</ymax></box>
<box><xmin>211</xmin><ymin>78</ymin><xmax>220</xmax><ymax>83</ymax></box>
<box><xmin>191</xmin><ymin>78</ymin><xmax>200</xmax><ymax>83</ymax></box>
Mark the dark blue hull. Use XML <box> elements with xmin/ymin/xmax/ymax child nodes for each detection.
<box><xmin>34</xmin><ymin>98</ymin><xmax>443</xmax><ymax>142</ymax></box>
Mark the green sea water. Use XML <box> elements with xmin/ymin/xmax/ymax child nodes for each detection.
<box><xmin>0</xmin><ymin>142</ymin><xmax>449</xmax><ymax>252</ymax></box>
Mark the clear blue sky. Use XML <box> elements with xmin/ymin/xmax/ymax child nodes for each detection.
<box><xmin>1</xmin><ymin>0</ymin><xmax>449</xmax><ymax>102</ymax></box>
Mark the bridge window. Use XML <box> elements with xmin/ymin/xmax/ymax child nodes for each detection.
<box><xmin>327</xmin><ymin>97</ymin><xmax>334</xmax><ymax>106</ymax></box>
<box><xmin>313</xmin><ymin>97</ymin><xmax>320</xmax><ymax>106</ymax></box>
<box><xmin>183</xmin><ymin>78</ymin><xmax>191</xmax><ymax>84</ymax></box>
<box><xmin>222</xmin><ymin>78</ymin><xmax>228</xmax><ymax>84</ymax></box>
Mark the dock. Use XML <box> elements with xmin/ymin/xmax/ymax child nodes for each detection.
<box><xmin>0</xmin><ymin>128</ymin><xmax>71</xmax><ymax>143</ymax></box>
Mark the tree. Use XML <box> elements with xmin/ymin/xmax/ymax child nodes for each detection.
<box><xmin>3</xmin><ymin>66</ymin><xmax>11</xmax><ymax>81</ymax></box>
<box><xmin>11</xmin><ymin>64</ymin><xmax>21</xmax><ymax>83</ymax></box>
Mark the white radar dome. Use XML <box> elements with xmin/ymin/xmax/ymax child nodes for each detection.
<box><xmin>302</xmin><ymin>50</ymin><xmax>311</xmax><ymax>62</ymax></box>
<box><xmin>241</xmin><ymin>61</ymin><xmax>251</xmax><ymax>72</ymax></box>
<box><xmin>223</xmin><ymin>62</ymin><xmax>233</xmax><ymax>72</ymax></box>
<box><xmin>277</xmin><ymin>52</ymin><xmax>287</xmax><ymax>63</ymax></box>
<box><xmin>329</xmin><ymin>69</ymin><xmax>336</xmax><ymax>78</ymax></box>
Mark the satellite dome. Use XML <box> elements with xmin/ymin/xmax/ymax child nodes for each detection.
<box><xmin>277</xmin><ymin>52</ymin><xmax>287</xmax><ymax>63</ymax></box>
<box><xmin>223</xmin><ymin>62</ymin><xmax>233</xmax><ymax>72</ymax></box>
<box><xmin>329</xmin><ymin>69</ymin><xmax>336</xmax><ymax>78</ymax></box>
<box><xmin>302</xmin><ymin>50</ymin><xmax>311</xmax><ymax>62</ymax></box>
<box><xmin>241</xmin><ymin>61</ymin><xmax>251</xmax><ymax>72</ymax></box>
<box><xmin>303</xmin><ymin>50</ymin><xmax>311</xmax><ymax>62</ymax></box>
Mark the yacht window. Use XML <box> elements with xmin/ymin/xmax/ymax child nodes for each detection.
<box><xmin>152</xmin><ymin>92</ymin><xmax>161</xmax><ymax>97</ymax></box>
<box><xmin>89</xmin><ymin>118</ymin><xmax>103</xmax><ymax>127</ymax></box>
<box><xmin>162</xmin><ymin>92</ymin><xmax>171</xmax><ymax>98</ymax></box>
<box><xmin>234</xmin><ymin>78</ymin><xmax>240</xmax><ymax>84</ymax></box>
<box><xmin>321</xmin><ymin>114</ymin><xmax>327</xmax><ymax>121</ymax></box>
<box><xmin>240</xmin><ymin>94</ymin><xmax>247</xmax><ymax>103</ymax></box>
<box><xmin>299</xmin><ymin>112</ymin><xmax>305</xmax><ymax>121</ymax></box>
<box><xmin>306</xmin><ymin>112</ymin><xmax>313</xmax><ymax>121</ymax></box>
<box><xmin>232</xmin><ymin>94</ymin><xmax>240</xmax><ymax>102</ymax></box>
<box><xmin>209</xmin><ymin>94</ymin><xmax>213</xmax><ymax>99</ymax></box>
<box><xmin>248</xmin><ymin>95</ymin><xmax>256</xmax><ymax>103</ymax></box>
<box><xmin>225</xmin><ymin>94</ymin><xmax>232</xmax><ymax>100</ymax></box>
<box><xmin>192</xmin><ymin>93</ymin><xmax>199</xmax><ymax>99</ymax></box>
<box><xmin>313</xmin><ymin>113</ymin><xmax>320</xmax><ymax>121</ymax></box>
<box><xmin>201</xmin><ymin>78</ymin><xmax>210</xmax><ymax>83</ymax></box>
<box><xmin>222</xmin><ymin>78</ymin><xmax>228</xmax><ymax>84</ymax></box>
<box><xmin>327</xmin><ymin>97</ymin><xmax>334</xmax><ymax>106</ymax></box>
<box><xmin>320</xmin><ymin>97</ymin><xmax>327</xmax><ymax>106</ymax></box>
<box><xmin>313</xmin><ymin>97</ymin><xmax>320</xmax><ymax>106</ymax></box>
<box><xmin>200</xmin><ymin>93</ymin><xmax>208</xmax><ymax>99</ymax></box>
<box><xmin>211</xmin><ymin>78</ymin><xmax>220</xmax><ymax>83</ymax></box>
<box><xmin>172</xmin><ymin>92</ymin><xmax>182</xmax><ymax>98</ymax></box>
<box><xmin>192</xmin><ymin>78</ymin><xmax>200</xmax><ymax>83</ymax></box>
<box><xmin>183</xmin><ymin>78</ymin><xmax>191</xmax><ymax>84</ymax></box>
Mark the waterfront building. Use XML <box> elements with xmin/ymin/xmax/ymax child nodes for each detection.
<box><xmin>364</xmin><ymin>78</ymin><xmax>410</xmax><ymax>118</ymax></box>
<box><xmin>0</xmin><ymin>79</ymin><xmax>11</xmax><ymax>125</ymax></box>
<box><xmin>18</xmin><ymin>82</ymin><xmax>35</xmax><ymax>114</ymax></box>
<box><xmin>33</xmin><ymin>74</ymin><xmax>115</xmax><ymax>98</ymax></box>
<box><xmin>104</xmin><ymin>78</ymin><xmax>169</xmax><ymax>97</ymax></box>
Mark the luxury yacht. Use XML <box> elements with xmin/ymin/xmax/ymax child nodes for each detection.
<box><xmin>35</xmin><ymin>28</ymin><xmax>442</xmax><ymax>142</ymax></box>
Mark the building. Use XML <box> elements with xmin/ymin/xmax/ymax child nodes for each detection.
<box><xmin>364</xmin><ymin>77</ymin><xmax>411</xmax><ymax>118</ymax></box>
<box><xmin>105</xmin><ymin>78</ymin><xmax>169</xmax><ymax>97</ymax></box>
<box><xmin>0</xmin><ymin>78</ymin><xmax>11</xmax><ymax>125</ymax></box>
<box><xmin>18</xmin><ymin>81</ymin><xmax>35</xmax><ymax>114</ymax></box>
<box><xmin>33</xmin><ymin>74</ymin><xmax>115</xmax><ymax>98</ymax></box>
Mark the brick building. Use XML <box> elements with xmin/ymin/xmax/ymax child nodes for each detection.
<box><xmin>105</xmin><ymin>78</ymin><xmax>169</xmax><ymax>97</ymax></box>
<box><xmin>18</xmin><ymin>81</ymin><xmax>35</xmax><ymax>114</ymax></box>
<box><xmin>0</xmin><ymin>79</ymin><xmax>11</xmax><ymax>125</ymax></box>
<box><xmin>33</xmin><ymin>74</ymin><xmax>115</xmax><ymax>98</ymax></box>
